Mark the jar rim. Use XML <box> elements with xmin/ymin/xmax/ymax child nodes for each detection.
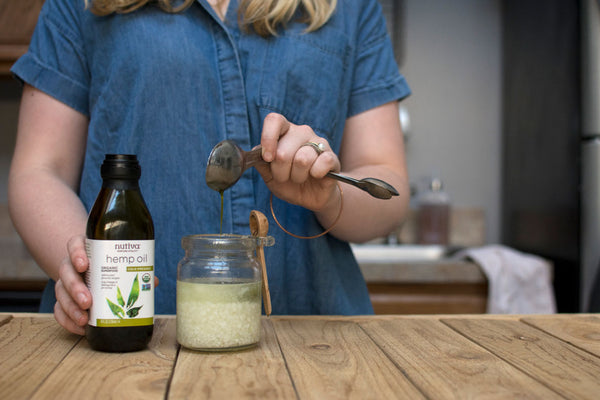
<box><xmin>181</xmin><ymin>234</ymin><xmax>274</xmax><ymax>250</ymax></box>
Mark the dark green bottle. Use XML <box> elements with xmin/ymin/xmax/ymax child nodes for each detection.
<box><xmin>85</xmin><ymin>154</ymin><xmax>154</xmax><ymax>352</ymax></box>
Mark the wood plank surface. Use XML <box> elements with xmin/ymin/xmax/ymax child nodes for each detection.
<box><xmin>443</xmin><ymin>317</ymin><xmax>600</xmax><ymax>400</ymax></box>
<box><xmin>2</xmin><ymin>314</ymin><xmax>600</xmax><ymax>399</ymax></box>
<box><xmin>360</xmin><ymin>318</ymin><xmax>561</xmax><ymax>399</ymax></box>
<box><xmin>30</xmin><ymin>318</ymin><xmax>178</xmax><ymax>400</ymax></box>
<box><xmin>169</xmin><ymin>319</ymin><xmax>296</xmax><ymax>400</ymax></box>
<box><xmin>272</xmin><ymin>318</ymin><xmax>425</xmax><ymax>400</ymax></box>
<box><xmin>0</xmin><ymin>315</ymin><xmax>81</xmax><ymax>400</ymax></box>
<box><xmin>522</xmin><ymin>314</ymin><xmax>600</xmax><ymax>357</ymax></box>
<box><xmin>0</xmin><ymin>313</ymin><xmax>11</xmax><ymax>327</ymax></box>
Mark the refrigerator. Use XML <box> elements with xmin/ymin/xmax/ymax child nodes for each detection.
<box><xmin>503</xmin><ymin>0</ymin><xmax>600</xmax><ymax>312</ymax></box>
<box><xmin>501</xmin><ymin>0</ymin><xmax>584</xmax><ymax>312</ymax></box>
<box><xmin>581</xmin><ymin>0</ymin><xmax>600</xmax><ymax>311</ymax></box>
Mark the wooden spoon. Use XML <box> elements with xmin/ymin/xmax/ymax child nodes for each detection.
<box><xmin>250</xmin><ymin>210</ymin><xmax>272</xmax><ymax>316</ymax></box>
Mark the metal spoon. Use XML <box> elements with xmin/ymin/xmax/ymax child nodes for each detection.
<box><xmin>206</xmin><ymin>139</ymin><xmax>399</xmax><ymax>199</ymax></box>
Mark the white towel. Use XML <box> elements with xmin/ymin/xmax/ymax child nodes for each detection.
<box><xmin>455</xmin><ymin>245</ymin><xmax>556</xmax><ymax>314</ymax></box>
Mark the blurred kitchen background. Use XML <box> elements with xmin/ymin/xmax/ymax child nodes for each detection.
<box><xmin>1</xmin><ymin>0</ymin><xmax>597</xmax><ymax>314</ymax></box>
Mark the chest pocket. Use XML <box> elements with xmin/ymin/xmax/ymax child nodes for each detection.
<box><xmin>257</xmin><ymin>24</ymin><xmax>351</xmax><ymax>141</ymax></box>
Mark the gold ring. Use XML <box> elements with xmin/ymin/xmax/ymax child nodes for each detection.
<box><xmin>302</xmin><ymin>141</ymin><xmax>325</xmax><ymax>156</ymax></box>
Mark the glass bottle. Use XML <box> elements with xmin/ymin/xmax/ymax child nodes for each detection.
<box><xmin>417</xmin><ymin>178</ymin><xmax>451</xmax><ymax>245</ymax></box>
<box><xmin>85</xmin><ymin>154</ymin><xmax>154</xmax><ymax>352</ymax></box>
<box><xmin>176</xmin><ymin>234</ymin><xmax>274</xmax><ymax>351</ymax></box>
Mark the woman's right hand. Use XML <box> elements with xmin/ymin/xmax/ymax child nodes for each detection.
<box><xmin>53</xmin><ymin>235</ymin><xmax>92</xmax><ymax>335</ymax></box>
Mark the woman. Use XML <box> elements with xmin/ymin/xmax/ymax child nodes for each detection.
<box><xmin>9</xmin><ymin>0</ymin><xmax>410</xmax><ymax>334</ymax></box>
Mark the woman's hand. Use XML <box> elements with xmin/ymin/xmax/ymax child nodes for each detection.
<box><xmin>254</xmin><ymin>113</ymin><xmax>341</xmax><ymax>214</ymax></box>
<box><xmin>54</xmin><ymin>235</ymin><xmax>91</xmax><ymax>335</ymax></box>
<box><xmin>254</xmin><ymin>102</ymin><xmax>409</xmax><ymax>243</ymax></box>
<box><xmin>53</xmin><ymin>235</ymin><xmax>161</xmax><ymax>335</ymax></box>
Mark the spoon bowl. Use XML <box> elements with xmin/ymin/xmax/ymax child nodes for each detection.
<box><xmin>205</xmin><ymin>140</ymin><xmax>260</xmax><ymax>192</ymax></box>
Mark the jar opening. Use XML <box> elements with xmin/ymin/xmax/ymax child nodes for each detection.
<box><xmin>181</xmin><ymin>234</ymin><xmax>274</xmax><ymax>251</ymax></box>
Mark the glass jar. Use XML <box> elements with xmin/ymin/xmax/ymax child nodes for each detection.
<box><xmin>176</xmin><ymin>234</ymin><xmax>274</xmax><ymax>351</ymax></box>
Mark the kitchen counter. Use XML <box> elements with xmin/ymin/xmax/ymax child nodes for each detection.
<box><xmin>0</xmin><ymin>248</ymin><xmax>488</xmax><ymax>314</ymax></box>
<box><xmin>1</xmin><ymin>313</ymin><xmax>599</xmax><ymax>399</ymax></box>
<box><xmin>3</xmin><ymin>198</ymin><xmax>486</xmax><ymax>314</ymax></box>
<box><xmin>359</xmin><ymin>257</ymin><xmax>485</xmax><ymax>283</ymax></box>
<box><xmin>353</xmin><ymin>245</ymin><xmax>487</xmax><ymax>314</ymax></box>
<box><xmin>0</xmin><ymin>250</ymin><xmax>486</xmax><ymax>285</ymax></box>
<box><xmin>0</xmin><ymin>204</ymin><xmax>46</xmax><ymax>291</ymax></box>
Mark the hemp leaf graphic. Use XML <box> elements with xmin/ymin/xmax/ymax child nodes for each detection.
<box><xmin>106</xmin><ymin>274</ymin><xmax>143</xmax><ymax>319</ymax></box>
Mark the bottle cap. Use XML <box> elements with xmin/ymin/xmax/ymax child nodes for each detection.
<box><xmin>101</xmin><ymin>154</ymin><xmax>141</xmax><ymax>180</ymax></box>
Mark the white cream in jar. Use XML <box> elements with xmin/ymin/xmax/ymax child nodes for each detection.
<box><xmin>176</xmin><ymin>278</ymin><xmax>261</xmax><ymax>350</ymax></box>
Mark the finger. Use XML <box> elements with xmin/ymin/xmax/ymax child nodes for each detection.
<box><xmin>261</xmin><ymin>113</ymin><xmax>290</xmax><ymax>162</ymax></box>
<box><xmin>250</xmin><ymin>144</ymin><xmax>274</xmax><ymax>184</ymax></box>
<box><xmin>310</xmin><ymin>148</ymin><xmax>340</xmax><ymax>178</ymax></box>
<box><xmin>155</xmin><ymin>276</ymin><xmax>159</xmax><ymax>287</ymax></box>
<box><xmin>268</xmin><ymin>124</ymin><xmax>315</xmax><ymax>183</ymax></box>
<box><xmin>67</xmin><ymin>235</ymin><xmax>88</xmax><ymax>273</ymax></box>
<box><xmin>290</xmin><ymin>144</ymin><xmax>320</xmax><ymax>184</ymax></box>
<box><xmin>54</xmin><ymin>281</ymin><xmax>87</xmax><ymax>335</ymax></box>
<box><xmin>292</xmin><ymin>138</ymin><xmax>340</xmax><ymax>183</ymax></box>
<box><xmin>58</xmin><ymin>257</ymin><xmax>92</xmax><ymax>310</ymax></box>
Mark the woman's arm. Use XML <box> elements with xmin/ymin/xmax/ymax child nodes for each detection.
<box><xmin>9</xmin><ymin>84</ymin><xmax>89</xmax><ymax>279</ymax></box>
<box><xmin>9</xmin><ymin>84</ymin><xmax>91</xmax><ymax>333</ymax></box>
<box><xmin>317</xmin><ymin>101</ymin><xmax>409</xmax><ymax>242</ymax></box>
<box><xmin>256</xmin><ymin>100</ymin><xmax>409</xmax><ymax>243</ymax></box>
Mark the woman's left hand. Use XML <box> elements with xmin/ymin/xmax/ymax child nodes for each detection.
<box><xmin>254</xmin><ymin>112</ymin><xmax>340</xmax><ymax>213</ymax></box>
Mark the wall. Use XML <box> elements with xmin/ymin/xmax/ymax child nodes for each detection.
<box><xmin>401</xmin><ymin>0</ymin><xmax>502</xmax><ymax>243</ymax></box>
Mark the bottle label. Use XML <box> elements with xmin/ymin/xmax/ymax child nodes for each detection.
<box><xmin>85</xmin><ymin>239</ymin><xmax>154</xmax><ymax>327</ymax></box>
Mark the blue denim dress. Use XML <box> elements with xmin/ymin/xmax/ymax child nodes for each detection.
<box><xmin>12</xmin><ymin>0</ymin><xmax>410</xmax><ymax>315</ymax></box>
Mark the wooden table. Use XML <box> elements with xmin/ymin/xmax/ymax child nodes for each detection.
<box><xmin>1</xmin><ymin>313</ymin><xmax>599</xmax><ymax>399</ymax></box>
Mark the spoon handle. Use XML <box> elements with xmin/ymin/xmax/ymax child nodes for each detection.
<box><xmin>244</xmin><ymin>147</ymin><xmax>362</xmax><ymax>186</ymax></box>
<box><xmin>245</xmin><ymin>147</ymin><xmax>373</xmax><ymax>196</ymax></box>
<box><xmin>326</xmin><ymin>171</ymin><xmax>361</xmax><ymax>186</ymax></box>
<box><xmin>244</xmin><ymin>147</ymin><xmax>267</xmax><ymax>169</ymax></box>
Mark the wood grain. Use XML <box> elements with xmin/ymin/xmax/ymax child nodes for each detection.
<box><xmin>0</xmin><ymin>315</ymin><xmax>80</xmax><ymax>400</ymax></box>
<box><xmin>3</xmin><ymin>314</ymin><xmax>600</xmax><ymax>399</ymax></box>
<box><xmin>522</xmin><ymin>314</ymin><xmax>600</xmax><ymax>357</ymax></box>
<box><xmin>0</xmin><ymin>314</ymin><xmax>12</xmax><ymax>327</ymax></box>
<box><xmin>272</xmin><ymin>318</ymin><xmax>424</xmax><ymax>400</ymax></box>
<box><xmin>361</xmin><ymin>318</ymin><xmax>561</xmax><ymax>399</ymax></box>
<box><xmin>30</xmin><ymin>318</ymin><xmax>178</xmax><ymax>400</ymax></box>
<box><xmin>169</xmin><ymin>318</ymin><xmax>296</xmax><ymax>399</ymax></box>
<box><xmin>443</xmin><ymin>317</ymin><xmax>600</xmax><ymax>399</ymax></box>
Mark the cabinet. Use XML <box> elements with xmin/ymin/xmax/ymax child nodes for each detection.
<box><xmin>367</xmin><ymin>282</ymin><xmax>487</xmax><ymax>314</ymax></box>
<box><xmin>359</xmin><ymin>260</ymin><xmax>488</xmax><ymax>314</ymax></box>
<box><xmin>0</xmin><ymin>1</ymin><xmax>44</xmax><ymax>75</ymax></box>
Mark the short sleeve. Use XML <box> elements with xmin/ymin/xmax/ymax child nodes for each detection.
<box><xmin>11</xmin><ymin>0</ymin><xmax>90</xmax><ymax>116</ymax></box>
<box><xmin>347</xmin><ymin>0</ymin><xmax>410</xmax><ymax>118</ymax></box>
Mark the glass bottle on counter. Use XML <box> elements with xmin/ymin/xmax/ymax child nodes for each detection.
<box><xmin>85</xmin><ymin>154</ymin><xmax>154</xmax><ymax>352</ymax></box>
<box><xmin>176</xmin><ymin>234</ymin><xmax>273</xmax><ymax>351</ymax></box>
<box><xmin>417</xmin><ymin>178</ymin><xmax>451</xmax><ymax>245</ymax></box>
